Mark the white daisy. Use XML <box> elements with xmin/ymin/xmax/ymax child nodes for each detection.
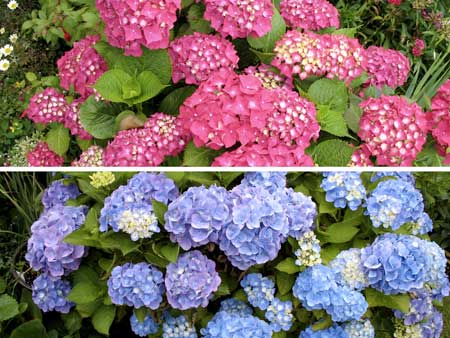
<box><xmin>7</xmin><ymin>0</ymin><xmax>18</xmax><ymax>10</ymax></box>
<box><xmin>2</xmin><ymin>44</ymin><xmax>13</xmax><ymax>56</ymax></box>
<box><xmin>0</xmin><ymin>59</ymin><xmax>10</xmax><ymax>72</ymax></box>
<box><xmin>9</xmin><ymin>34</ymin><xmax>18</xmax><ymax>43</ymax></box>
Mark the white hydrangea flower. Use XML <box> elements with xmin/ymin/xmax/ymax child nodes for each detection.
<box><xmin>117</xmin><ymin>208</ymin><xmax>159</xmax><ymax>241</ymax></box>
<box><xmin>294</xmin><ymin>231</ymin><xmax>322</xmax><ymax>267</ymax></box>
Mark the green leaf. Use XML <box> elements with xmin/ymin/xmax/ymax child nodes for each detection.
<box><xmin>0</xmin><ymin>277</ymin><xmax>6</xmax><ymax>293</ymax></box>
<box><xmin>159</xmin><ymin>86</ymin><xmax>196</xmax><ymax>115</ymax></box>
<box><xmin>62</xmin><ymin>311</ymin><xmax>82</xmax><ymax>334</ymax></box>
<box><xmin>160</xmin><ymin>243</ymin><xmax>179</xmax><ymax>263</ymax></box>
<box><xmin>273</xmin><ymin>332</ymin><xmax>287</xmax><ymax>338</ymax></box>
<box><xmin>320</xmin><ymin>244</ymin><xmax>343</xmax><ymax>264</ymax></box>
<box><xmin>185</xmin><ymin>172</ymin><xmax>219</xmax><ymax>186</ymax></box>
<box><xmin>312</xmin><ymin>139</ymin><xmax>354</xmax><ymax>166</ymax></box>
<box><xmin>67</xmin><ymin>280</ymin><xmax>101</xmax><ymax>305</ymax></box>
<box><xmin>129</xmin><ymin>70</ymin><xmax>166</xmax><ymax>105</ymax></box>
<box><xmin>100</xmin><ymin>232</ymin><xmax>140</xmax><ymax>255</ymax></box>
<box><xmin>344</xmin><ymin>95</ymin><xmax>363</xmax><ymax>134</ymax></box>
<box><xmin>308</xmin><ymin>78</ymin><xmax>349</xmax><ymax>113</ymax></box>
<box><xmin>186</xmin><ymin>3</ymin><xmax>214</xmax><ymax>34</ymax></box>
<box><xmin>247</xmin><ymin>8</ymin><xmax>286</xmax><ymax>52</ymax></box>
<box><xmin>216</xmin><ymin>172</ymin><xmax>243</xmax><ymax>188</ymax></box>
<box><xmin>77</xmin><ymin>179</ymin><xmax>107</xmax><ymax>203</ymax></box>
<box><xmin>276</xmin><ymin>272</ymin><xmax>296</xmax><ymax>295</ymax></box>
<box><xmin>152</xmin><ymin>199</ymin><xmax>168</xmax><ymax>225</ymax></box>
<box><xmin>0</xmin><ymin>294</ymin><xmax>20</xmax><ymax>321</ymax></box>
<box><xmin>92</xmin><ymin>305</ymin><xmax>116</xmax><ymax>336</ymax></box>
<box><xmin>333</xmin><ymin>28</ymin><xmax>357</xmax><ymax>38</ymax></box>
<box><xmin>76</xmin><ymin>300</ymin><xmax>102</xmax><ymax>318</ymax></box>
<box><xmin>275</xmin><ymin>258</ymin><xmax>301</xmax><ymax>274</ymax></box>
<box><xmin>10</xmin><ymin>319</ymin><xmax>48</xmax><ymax>338</ymax></box>
<box><xmin>316</xmin><ymin>105</ymin><xmax>352</xmax><ymax>138</ymax></box>
<box><xmin>183</xmin><ymin>141</ymin><xmax>220</xmax><ymax>166</ymax></box>
<box><xmin>319</xmin><ymin>222</ymin><xmax>360</xmax><ymax>244</ymax></box>
<box><xmin>46</xmin><ymin>124</ymin><xmax>70</xmax><ymax>156</ymax></box>
<box><xmin>365</xmin><ymin>288</ymin><xmax>410</xmax><ymax>313</ymax></box>
<box><xmin>121</xmin><ymin>77</ymin><xmax>142</xmax><ymax>99</ymax></box>
<box><xmin>94</xmin><ymin>69</ymin><xmax>132</xmax><ymax>103</ymax></box>
<box><xmin>249</xmin><ymin>48</ymin><xmax>275</xmax><ymax>64</ymax></box>
<box><xmin>25</xmin><ymin>72</ymin><xmax>37</xmax><ymax>82</ymax></box>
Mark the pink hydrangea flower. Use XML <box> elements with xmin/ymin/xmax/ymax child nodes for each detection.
<box><xmin>429</xmin><ymin>79</ymin><xmax>450</xmax><ymax>163</ymax></box>
<box><xmin>349</xmin><ymin>144</ymin><xmax>374</xmax><ymax>167</ymax></box>
<box><xmin>27</xmin><ymin>142</ymin><xmax>65</xmax><ymax>167</ymax></box>
<box><xmin>96</xmin><ymin>0</ymin><xmax>181</xmax><ymax>56</ymax></box>
<box><xmin>71</xmin><ymin>145</ymin><xmax>104</xmax><ymax>167</ymax></box>
<box><xmin>358</xmin><ymin>95</ymin><xmax>428</xmax><ymax>166</ymax></box>
<box><xmin>280</xmin><ymin>0</ymin><xmax>339</xmax><ymax>31</ymax></box>
<box><xmin>64</xmin><ymin>99</ymin><xmax>92</xmax><ymax>140</ymax></box>
<box><xmin>244</xmin><ymin>64</ymin><xmax>293</xmax><ymax>90</ymax></box>
<box><xmin>22</xmin><ymin>88</ymin><xmax>69</xmax><ymax>125</ymax></box>
<box><xmin>272</xmin><ymin>30</ymin><xmax>366</xmax><ymax>83</ymax></box>
<box><xmin>169</xmin><ymin>32</ymin><xmax>239</xmax><ymax>85</ymax></box>
<box><xmin>202</xmin><ymin>0</ymin><xmax>273</xmax><ymax>39</ymax></box>
<box><xmin>412</xmin><ymin>38</ymin><xmax>425</xmax><ymax>57</ymax></box>
<box><xmin>57</xmin><ymin>35</ymin><xmax>108</xmax><ymax>98</ymax></box>
<box><xmin>364</xmin><ymin>46</ymin><xmax>410</xmax><ymax>89</ymax></box>
<box><xmin>388</xmin><ymin>0</ymin><xmax>402</xmax><ymax>5</ymax></box>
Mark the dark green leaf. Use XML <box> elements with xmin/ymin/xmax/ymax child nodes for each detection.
<box><xmin>276</xmin><ymin>272</ymin><xmax>296</xmax><ymax>295</ymax></box>
<box><xmin>308</xmin><ymin>78</ymin><xmax>349</xmax><ymax>113</ymax></box>
<box><xmin>159</xmin><ymin>86</ymin><xmax>196</xmax><ymax>115</ymax></box>
<box><xmin>316</xmin><ymin>105</ymin><xmax>352</xmax><ymax>138</ymax></box>
<box><xmin>94</xmin><ymin>69</ymin><xmax>132</xmax><ymax>102</ymax></box>
<box><xmin>67</xmin><ymin>280</ymin><xmax>101</xmax><ymax>305</ymax></box>
<box><xmin>312</xmin><ymin>139</ymin><xmax>354</xmax><ymax>166</ymax></box>
<box><xmin>275</xmin><ymin>258</ymin><xmax>301</xmax><ymax>274</ymax></box>
<box><xmin>152</xmin><ymin>199</ymin><xmax>168</xmax><ymax>225</ymax></box>
<box><xmin>183</xmin><ymin>141</ymin><xmax>220</xmax><ymax>166</ymax></box>
<box><xmin>160</xmin><ymin>243</ymin><xmax>179</xmax><ymax>263</ymax></box>
<box><xmin>10</xmin><ymin>320</ymin><xmax>48</xmax><ymax>338</ymax></box>
<box><xmin>0</xmin><ymin>278</ymin><xmax>6</xmax><ymax>293</ymax></box>
<box><xmin>92</xmin><ymin>305</ymin><xmax>116</xmax><ymax>336</ymax></box>
<box><xmin>100</xmin><ymin>232</ymin><xmax>141</xmax><ymax>255</ymax></box>
<box><xmin>62</xmin><ymin>311</ymin><xmax>82</xmax><ymax>334</ymax></box>
<box><xmin>0</xmin><ymin>294</ymin><xmax>20</xmax><ymax>321</ymax></box>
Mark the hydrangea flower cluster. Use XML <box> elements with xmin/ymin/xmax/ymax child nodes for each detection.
<box><xmin>279</xmin><ymin>0</ymin><xmax>340</xmax><ymax>31</ymax></box>
<box><xmin>394</xmin><ymin>310</ymin><xmax>443</xmax><ymax>338</ymax></box>
<box><xmin>365</xmin><ymin>178</ymin><xmax>425</xmax><ymax>231</ymax></box>
<box><xmin>321</xmin><ymin>172</ymin><xmax>366</xmax><ymax>210</ymax></box>
<box><xmin>22</xmin><ymin>88</ymin><xmax>68</xmax><ymax>125</ymax></box>
<box><xmin>364</xmin><ymin>46</ymin><xmax>410</xmax><ymax>88</ymax></box>
<box><xmin>300</xmin><ymin>324</ymin><xmax>348</xmax><ymax>338</ymax></box>
<box><xmin>64</xmin><ymin>99</ymin><xmax>92</xmax><ymax>140</ymax></box>
<box><xmin>130</xmin><ymin>313</ymin><xmax>159</xmax><ymax>337</ymax></box>
<box><xmin>165</xmin><ymin>251</ymin><xmax>221</xmax><ymax>310</ymax></box>
<box><xmin>89</xmin><ymin>171</ymin><xmax>115</xmax><ymax>189</ymax></box>
<box><xmin>423</xmin><ymin>240</ymin><xmax>450</xmax><ymax>300</ymax></box>
<box><xmin>294</xmin><ymin>230</ymin><xmax>322</xmax><ymax>267</ymax></box>
<box><xmin>330</xmin><ymin>248</ymin><xmax>368</xmax><ymax>291</ymax></box>
<box><xmin>200</xmin><ymin>311</ymin><xmax>272</xmax><ymax>338</ymax></box>
<box><xmin>358</xmin><ymin>95</ymin><xmax>428</xmax><ymax>166</ymax></box>
<box><xmin>27</xmin><ymin>142</ymin><xmax>65</xmax><ymax>167</ymax></box>
<box><xmin>342</xmin><ymin>319</ymin><xmax>375</xmax><ymax>338</ymax></box>
<box><xmin>394</xmin><ymin>290</ymin><xmax>433</xmax><ymax>325</ymax></box>
<box><xmin>240</xmin><ymin>171</ymin><xmax>287</xmax><ymax>193</ymax></box>
<box><xmin>272</xmin><ymin>30</ymin><xmax>366</xmax><ymax>83</ymax></box>
<box><xmin>264</xmin><ymin>298</ymin><xmax>293</xmax><ymax>332</ymax></box>
<box><xmin>31</xmin><ymin>274</ymin><xmax>74</xmax><ymax>313</ymax></box>
<box><xmin>41</xmin><ymin>180</ymin><xmax>80</xmax><ymax>210</ymax></box>
<box><xmin>202</xmin><ymin>0</ymin><xmax>274</xmax><ymax>39</ymax></box>
<box><xmin>412</xmin><ymin>38</ymin><xmax>425</xmax><ymax>57</ymax></box>
<box><xmin>57</xmin><ymin>35</ymin><xmax>108</xmax><ymax>97</ymax></box>
<box><xmin>244</xmin><ymin>64</ymin><xmax>292</xmax><ymax>90</ymax></box>
<box><xmin>240</xmin><ymin>273</ymin><xmax>275</xmax><ymax>310</ymax></box>
<box><xmin>429</xmin><ymin>79</ymin><xmax>450</xmax><ymax>163</ymax></box>
<box><xmin>219</xmin><ymin>298</ymin><xmax>253</xmax><ymax>316</ymax></box>
<box><xmin>349</xmin><ymin>145</ymin><xmax>374</xmax><ymax>167</ymax></box>
<box><xmin>71</xmin><ymin>145</ymin><xmax>104</xmax><ymax>167</ymax></box>
<box><xmin>107</xmin><ymin>262</ymin><xmax>164</xmax><ymax>308</ymax></box>
<box><xmin>169</xmin><ymin>32</ymin><xmax>239</xmax><ymax>85</ymax></box>
<box><xmin>95</xmin><ymin>0</ymin><xmax>181</xmax><ymax>56</ymax></box>
<box><xmin>164</xmin><ymin>185</ymin><xmax>233</xmax><ymax>250</ymax></box>
<box><xmin>25</xmin><ymin>205</ymin><xmax>87</xmax><ymax>278</ymax></box>
<box><xmin>162</xmin><ymin>314</ymin><xmax>198</xmax><ymax>338</ymax></box>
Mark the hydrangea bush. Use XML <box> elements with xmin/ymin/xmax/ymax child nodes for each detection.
<box><xmin>14</xmin><ymin>171</ymin><xmax>449</xmax><ymax>337</ymax></box>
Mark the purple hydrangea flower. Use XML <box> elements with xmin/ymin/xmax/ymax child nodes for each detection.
<box><xmin>240</xmin><ymin>172</ymin><xmax>287</xmax><ymax>193</ymax></box>
<box><xmin>130</xmin><ymin>313</ymin><xmax>159</xmax><ymax>337</ymax></box>
<box><xmin>162</xmin><ymin>314</ymin><xmax>198</xmax><ymax>338</ymax></box>
<box><xmin>165</xmin><ymin>250</ymin><xmax>221</xmax><ymax>310</ymax></box>
<box><xmin>201</xmin><ymin>312</ymin><xmax>272</xmax><ymax>338</ymax></box>
<box><xmin>42</xmin><ymin>180</ymin><xmax>80</xmax><ymax>210</ymax></box>
<box><xmin>299</xmin><ymin>324</ymin><xmax>348</xmax><ymax>338</ymax></box>
<box><xmin>164</xmin><ymin>185</ymin><xmax>233</xmax><ymax>250</ymax></box>
<box><xmin>219</xmin><ymin>298</ymin><xmax>253</xmax><ymax>316</ymax></box>
<box><xmin>265</xmin><ymin>298</ymin><xmax>293</xmax><ymax>332</ymax></box>
<box><xmin>107</xmin><ymin>262</ymin><xmax>164</xmax><ymax>309</ymax></box>
<box><xmin>321</xmin><ymin>172</ymin><xmax>366</xmax><ymax>211</ymax></box>
<box><xmin>240</xmin><ymin>273</ymin><xmax>275</xmax><ymax>310</ymax></box>
<box><xmin>25</xmin><ymin>205</ymin><xmax>87</xmax><ymax>278</ymax></box>
<box><xmin>394</xmin><ymin>289</ymin><xmax>433</xmax><ymax>325</ymax></box>
<box><xmin>127</xmin><ymin>172</ymin><xmax>179</xmax><ymax>204</ymax></box>
<box><xmin>32</xmin><ymin>274</ymin><xmax>74</xmax><ymax>313</ymax></box>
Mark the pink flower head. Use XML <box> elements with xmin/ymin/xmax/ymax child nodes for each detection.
<box><xmin>22</xmin><ymin>88</ymin><xmax>69</xmax><ymax>125</ymax></box>
<box><xmin>272</xmin><ymin>30</ymin><xmax>366</xmax><ymax>83</ymax></box>
<box><xmin>202</xmin><ymin>0</ymin><xmax>274</xmax><ymax>39</ymax></box>
<box><xmin>358</xmin><ymin>95</ymin><xmax>428</xmax><ymax>166</ymax></box>
<box><xmin>64</xmin><ymin>99</ymin><xmax>93</xmax><ymax>140</ymax></box>
<box><xmin>349</xmin><ymin>144</ymin><xmax>374</xmax><ymax>167</ymax></box>
<box><xmin>57</xmin><ymin>35</ymin><xmax>108</xmax><ymax>97</ymax></box>
<box><xmin>71</xmin><ymin>145</ymin><xmax>104</xmax><ymax>167</ymax></box>
<box><xmin>169</xmin><ymin>32</ymin><xmax>239</xmax><ymax>85</ymax></box>
<box><xmin>244</xmin><ymin>64</ymin><xmax>293</xmax><ymax>90</ymax></box>
<box><xmin>429</xmin><ymin>79</ymin><xmax>450</xmax><ymax>160</ymax></box>
<box><xmin>27</xmin><ymin>142</ymin><xmax>65</xmax><ymax>167</ymax></box>
<box><xmin>364</xmin><ymin>46</ymin><xmax>410</xmax><ymax>89</ymax></box>
<box><xmin>412</xmin><ymin>38</ymin><xmax>425</xmax><ymax>57</ymax></box>
<box><xmin>280</xmin><ymin>0</ymin><xmax>339</xmax><ymax>31</ymax></box>
<box><xmin>96</xmin><ymin>0</ymin><xmax>181</xmax><ymax>56</ymax></box>
<box><xmin>388</xmin><ymin>0</ymin><xmax>402</xmax><ymax>5</ymax></box>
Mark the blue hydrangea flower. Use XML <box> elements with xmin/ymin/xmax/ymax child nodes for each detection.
<box><xmin>282</xmin><ymin>188</ymin><xmax>317</xmax><ymax>239</ymax></box>
<box><xmin>32</xmin><ymin>274</ymin><xmax>73</xmax><ymax>313</ymax></box>
<box><xmin>420</xmin><ymin>308</ymin><xmax>443</xmax><ymax>338</ymax></box>
<box><xmin>162</xmin><ymin>314</ymin><xmax>198</xmax><ymax>338</ymax></box>
<box><xmin>329</xmin><ymin>248</ymin><xmax>369</xmax><ymax>291</ymax></box>
<box><xmin>219</xmin><ymin>184</ymin><xmax>289</xmax><ymax>270</ymax></box>
<box><xmin>127</xmin><ymin>172</ymin><xmax>179</xmax><ymax>204</ymax></box>
<box><xmin>265</xmin><ymin>298</ymin><xmax>293</xmax><ymax>332</ymax></box>
<box><xmin>321</xmin><ymin>172</ymin><xmax>366</xmax><ymax>211</ymax></box>
<box><xmin>165</xmin><ymin>250</ymin><xmax>221</xmax><ymax>310</ymax></box>
<box><xmin>342</xmin><ymin>319</ymin><xmax>375</xmax><ymax>338</ymax></box>
<box><xmin>201</xmin><ymin>311</ymin><xmax>272</xmax><ymax>338</ymax></box>
<box><xmin>294</xmin><ymin>231</ymin><xmax>322</xmax><ymax>267</ymax></box>
<box><xmin>130</xmin><ymin>313</ymin><xmax>159</xmax><ymax>337</ymax></box>
<box><xmin>240</xmin><ymin>273</ymin><xmax>275</xmax><ymax>310</ymax></box>
<box><xmin>371</xmin><ymin>172</ymin><xmax>415</xmax><ymax>185</ymax></box>
<box><xmin>240</xmin><ymin>172</ymin><xmax>287</xmax><ymax>193</ymax></box>
<box><xmin>107</xmin><ymin>262</ymin><xmax>164</xmax><ymax>309</ymax></box>
<box><xmin>394</xmin><ymin>290</ymin><xmax>433</xmax><ymax>325</ymax></box>
<box><xmin>327</xmin><ymin>287</ymin><xmax>368</xmax><ymax>322</ymax></box>
<box><xmin>299</xmin><ymin>324</ymin><xmax>349</xmax><ymax>338</ymax></box>
<box><xmin>42</xmin><ymin>180</ymin><xmax>80</xmax><ymax>210</ymax></box>
<box><xmin>361</xmin><ymin>234</ymin><xmax>432</xmax><ymax>294</ymax></box>
<box><xmin>420</xmin><ymin>240</ymin><xmax>450</xmax><ymax>300</ymax></box>
<box><xmin>164</xmin><ymin>185</ymin><xmax>233</xmax><ymax>250</ymax></box>
<box><xmin>219</xmin><ymin>298</ymin><xmax>253</xmax><ymax>316</ymax></box>
<box><xmin>410</xmin><ymin>212</ymin><xmax>433</xmax><ymax>235</ymax></box>
<box><xmin>365</xmin><ymin>179</ymin><xmax>424</xmax><ymax>231</ymax></box>
<box><xmin>25</xmin><ymin>205</ymin><xmax>87</xmax><ymax>278</ymax></box>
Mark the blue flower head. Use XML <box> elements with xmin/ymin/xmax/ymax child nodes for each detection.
<box><xmin>127</xmin><ymin>172</ymin><xmax>179</xmax><ymax>204</ymax></box>
<box><xmin>162</xmin><ymin>314</ymin><xmax>198</xmax><ymax>338</ymax></box>
<box><xmin>321</xmin><ymin>172</ymin><xmax>366</xmax><ymax>211</ymax></box>
<box><xmin>420</xmin><ymin>308</ymin><xmax>443</xmax><ymax>338</ymax></box>
<box><xmin>371</xmin><ymin>172</ymin><xmax>415</xmax><ymax>185</ymax></box>
<box><xmin>365</xmin><ymin>179</ymin><xmax>424</xmax><ymax>231</ymax></box>
<box><xmin>342</xmin><ymin>319</ymin><xmax>375</xmax><ymax>338</ymax></box>
<box><xmin>240</xmin><ymin>172</ymin><xmax>287</xmax><ymax>193</ymax></box>
<box><xmin>130</xmin><ymin>313</ymin><xmax>159</xmax><ymax>337</ymax></box>
<box><xmin>165</xmin><ymin>185</ymin><xmax>233</xmax><ymax>250</ymax></box>
<box><xmin>410</xmin><ymin>212</ymin><xmax>433</xmax><ymax>235</ymax></box>
<box><xmin>42</xmin><ymin>180</ymin><xmax>80</xmax><ymax>210</ymax></box>
<box><xmin>394</xmin><ymin>289</ymin><xmax>433</xmax><ymax>325</ymax></box>
<box><xmin>165</xmin><ymin>250</ymin><xmax>221</xmax><ymax>310</ymax></box>
<box><xmin>201</xmin><ymin>312</ymin><xmax>272</xmax><ymax>338</ymax></box>
<box><xmin>420</xmin><ymin>240</ymin><xmax>450</xmax><ymax>300</ymax></box>
<box><xmin>329</xmin><ymin>248</ymin><xmax>369</xmax><ymax>291</ymax></box>
<box><xmin>219</xmin><ymin>298</ymin><xmax>253</xmax><ymax>316</ymax></box>
<box><xmin>107</xmin><ymin>262</ymin><xmax>164</xmax><ymax>309</ymax></box>
<box><xmin>25</xmin><ymin>205</ymin><xmax>87</xmax><ymax>278</ymax></box>
<box><xmin>32</xmin><ymin>274</ymin><xmax>74</xmax><ymax>313</ymax></box>
<box><xmin>265</xmin><ymin>297</ymin><xmax>293</xmax><ymax>332</ymax></box>
<box><xmin>299</xmin><ymin>324</ymin><xmax>348</xmax><ymax>338</ymax></box>
<box><xmin>240</xmin><ymin>273</ymin><xmax>275</xmax><ymax>310</ymax></box>
<box><xmin>327</xmin><ymin>287</ymin><xmax>368</xmax><ymax>322</ymax></box>
<box><xmin>282</xmin><ymin>188</ymin><xmax>317</xmax><ymax>239</ymax></box>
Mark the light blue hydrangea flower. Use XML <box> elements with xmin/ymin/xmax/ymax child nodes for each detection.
<box><xmin>130</xmin><ymin>313</ymin><xmax>159</xmax><ymax>337</ymax></box>
<box><xmin>410</xmin><ymin>212</ymin><xmax>433</xmax><ymax>235</ymax></box>
<box><xmin>327</xmin><ymin>288</ymin><xmax>368</xmax><ymax>322</ymax></box>
<box><xmin>32</xmin><ymin>274</ymin><xmax>73</xmax><ymax>313</ymax></box>
<box><xmin>420</xmin><ymin>240</ymin><xmax>450</xmax><ymax>300</ymax></box>
<box><xmin>370</xmin><ymin>172</ymin><xmax>415</xmax><ymax>185</ymax></box>
<box><xmin>107</xmin><ymin>262</ymin><xmax>164</xmax><ymax>309</ymax></box>
<box><xmin>240</xmin><ymin>273</ymin><xmax>275</xmax><ymax>310</ymax></box>
<box><xmin>162</xmin><ymin>314</ymin><xmax>198</xmax><ymax>338</ymax></box>
<box><xmin>282</xmin><ymin>188</ymin><xmax>317</xmax><ymax>239</ymax></box>
<box><xmin>219</xmin><ymin>298</ymin><xmax>253</xmax><ymax>316</ymax></box>
<box><xmin>42</xmin><ymin>180</ymin><xmax>80</xmax><ymax>210</ymax></box>
<box><xmin>394</xmin><ymin>290</ymin><xmax>433</xmax><ymax>325</ymax></box>
<box><xmin>329</xmin><ymin>248</ymin><xmax>368</xmax><ymax>291</ymax></box>
<box><xmin>321</xmin><ymin>172</ymin><xmax>366</xmax><ymax>211</ymax></box>
<box><xmin>165</xmin><ymin>251</ymin><xmax>221</xmax><ymax>310</ymax></box>
<box><xmin>164</xmin><ymin>185</ymin><xmax>233</xmax><ymax>250</ymax></box>
<box><xmin>201</xmin><ymin>311</ymin><xmax>272</xmax><ymax>338</ymax></box>
<box><xmin>299</xmin><ymin>324</ymin><xmax>348</xmax><ymax>338</ymax></box>
<box><xmin>342</xmin><ymin>319</ymin><xmax>375</xmax><ymax>338</ymax></box>
<box><xmin>127</xmin><ymin>172</ymin><xmax>179</xmax><ymax>204</ymax></box>
<box><xmin>265</xmin><ymin>298</ymin><xmax>293</xmax><ymax>332</ymax></box>
<box><xmin>240</xmin><ymin>172</ymin><xmax>287</xmax><ymax>193</ymax></box>
<box><xmin>421</xmin><ymin>308</ymin><xmax>444</xmax><ymax>338</ymax></box>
